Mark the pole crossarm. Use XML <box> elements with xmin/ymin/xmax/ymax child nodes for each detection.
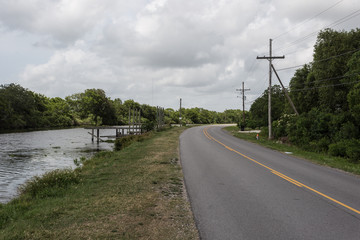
<box><xmin>256</xmin><ymin>56</ymin><xmax>285</xmax><ymax>59</ymax></box>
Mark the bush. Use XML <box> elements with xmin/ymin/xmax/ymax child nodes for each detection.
<box><xmin>142</xmin><ymin>119</ymin><xmax>155</xmax><ymax>132</ymax></box>
<box><xmin>328</xmin><ymin>139</ymin><xmax>360</xmax><ymax>163</ymax></box>
<box><xmin>345</xmin><ymin>140</ymin><xmax>360</xmax><ymax>163</ymax></box>
<box><xmin>115</xmin><ymin>135</ymin><xmax>136</xmax><ymax>151</ymax></box>
<box><xmin>114</xmin><ymin>133</ymin><xmax>152</xmax><ymax>151</ymax></box>
<box><xmin>19</xmin><ymin>169</ymin><xmax>80</xmax><ymax>199</ymax></box>
<box><xmin>311</xmin><ymin>137</ymin><xmax>331</xmax><ymax>153</ymax></box>
<box><xmin>328</xmin><ymin>142</ymin><xmax>347</xmax><ymax>157</ymax></box>
<box><xmin>260</xmin><ymin>126</ymin><xmax>269</xmax><ymax>138</ymax></box>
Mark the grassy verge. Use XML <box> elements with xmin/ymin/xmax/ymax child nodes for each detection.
<box><xmin>225</xmin><ymin>126</ymin><xmax>360</xmax><ymax>176</ymax></box>
<box><xmin>0</xmin><ymin>127</ymin><xmax>198</xmax><ymax>239</ymax></box>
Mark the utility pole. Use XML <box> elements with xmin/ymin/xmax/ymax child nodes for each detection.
<box><xmin>236</xmin><ymin>82</ymin><xmax>250</xmax><ymax>131</ymax></box>
<box><xmin>257</xmin><ymin>39</ymin><xmax>284</xmax><ymax>139</ymax></box>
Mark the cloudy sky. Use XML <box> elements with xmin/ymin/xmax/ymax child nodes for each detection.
<box><xmin>0</xmin><ymin>0</ymin><xmax>359</xmax><ymax>111</ymax></box>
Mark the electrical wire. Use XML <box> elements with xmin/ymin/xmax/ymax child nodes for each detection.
<box><xmin>273</xmin><ymin>0</ymin><xmax>344</xmax><ymax>40</ymax></box>
<box><xmin>286</xmin><ymin>72</ymin><xmax>360</xmax><ymax>92</ymax></box>
<box><xmin>274</xmin><ymin>9</ymin><xmax>360</xmax><ymax>52</ymax></box>
<box><xmin>277</xmin><ymin>47</ymin><xmax>360</xmax><ymax>71</ymax></box>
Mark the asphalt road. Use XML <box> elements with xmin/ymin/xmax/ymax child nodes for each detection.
<box><xmin>180</xmin><ymin>125</ymin><xmax>360</xmax><ymax>240</ymax></box>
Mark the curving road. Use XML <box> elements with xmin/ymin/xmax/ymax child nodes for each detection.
<box><xmin>180</xmin><ymin>125</ymin><xmax>360</xmax><ymax>240</ymax></box>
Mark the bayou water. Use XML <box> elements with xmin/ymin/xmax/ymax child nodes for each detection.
<box><xmin>0</xmin><ymin>128</ymin><xmax>116</xmax><ymax>203</ymax></box>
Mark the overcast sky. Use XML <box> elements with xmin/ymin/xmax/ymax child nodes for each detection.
<box><xmin>0</xmin><ymin>0</ymin><xmax>359</xmax><ymax>111</ymax></box>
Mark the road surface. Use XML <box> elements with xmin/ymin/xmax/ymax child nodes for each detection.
<box><xmin>180</xmin><ymin>125</ymin><xmax>360</xmax><ymax>240</ymax></box>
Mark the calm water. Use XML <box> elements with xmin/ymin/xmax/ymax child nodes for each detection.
<box><xmin>0</xmin><ymin>128</ymin><xmax>116</xmax><ymax>203</ymax></box>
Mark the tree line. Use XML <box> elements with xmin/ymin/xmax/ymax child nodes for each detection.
<box><xmin>0</xmin><ymin>83</ymin><xmax>243</xmax><ymax>131</ymax></box>
<box><xmin>247</xmin><ymin>28</ymin><xmax>360</xmax><ymax>162</ymax></box>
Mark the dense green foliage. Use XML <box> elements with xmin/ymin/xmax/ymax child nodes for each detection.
<box><xmin>0</xmin><ymin>84</ymin><xmax>244</xmax><ymax>131</ymax></box>
<box><xmin>248</xmin><ymin>28</ymin><xmax>360</xmax><ymax>163</ymax></box>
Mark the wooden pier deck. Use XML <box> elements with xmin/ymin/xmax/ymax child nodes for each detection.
<box><xmin>84</xmin><ymin>125</ymin><xmax>142</xmax><ymax>142</ymax></box>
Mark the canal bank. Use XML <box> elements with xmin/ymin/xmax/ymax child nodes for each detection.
<box><xmin>0</xmin><ymin>127</ymin><xmax>199</xmax><ymax>239</ymax></box>
<box><xmin>0</xmin><ymin>128</ymin><xmax>114</xmax><ymax>203</ymax></box>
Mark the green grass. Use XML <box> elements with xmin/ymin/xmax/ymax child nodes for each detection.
<box><xmin>0</xmin><ymin>127</ymin><xmax>198</xmax><ymax>240</ymax></box>
<box><xmin>225</xmin><ymin>126</ymin><xmax>360</xmax><ymax>176</ymax></box>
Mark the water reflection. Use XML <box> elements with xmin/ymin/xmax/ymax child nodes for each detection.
<box><xmin>0</xmin><ymin>128</ymin><xmax>114</xmax><ymax>203</ymax></box>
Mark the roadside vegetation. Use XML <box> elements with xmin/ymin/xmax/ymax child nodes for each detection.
<box><xmin>0</xmin><ymin>83</ymin><xmax>242</xmax><ymax>132</ymax></box>
<box><xmin>225</xmin><ymin>126</ymin><xmax>360</xmax><ymax>176</ymax></box>
<box><xmin>243</xmin><ymin>28</ymin><xmax>360</xmax><ymax>164</ymax></box>
<box><xmin>0</xmin><ymin>127</ymin><xmax>198</xmax><ymax>239</ymax></box>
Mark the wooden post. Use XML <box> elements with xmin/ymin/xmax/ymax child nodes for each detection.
<box><xmin>128</xmin><ymin>108</ymin><xmax>131</xmax><ymax>135</ymax></box>
<box><xmin>139</xmin><ymin>110</ymin><xmax>142</xmax><ymax>134</ymax></box>
<box><xmin>97</xmin><ymin>129</ymin><xmax>100</xmax><ymax>143</ymax></box>
<box><xmin>132</xmin><ymin>109</ymin><xmax>135</xmax><ymax>134</ymax></box>
<box><xmin>137</xmin><ymin>109</ymin><xmax>140</xmax><ymax>134</ymax></box>
<box><xmin>92</xmin><ymin>129</ymin><xmax>94</xmax><ymax>142</ymax></box>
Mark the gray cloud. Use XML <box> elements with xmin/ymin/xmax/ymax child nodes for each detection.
<box><xmin>0</xmin><ymin>0</ymin><xmax>358</xmax><ymax>111</ymax></box>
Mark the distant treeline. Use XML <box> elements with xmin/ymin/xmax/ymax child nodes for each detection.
<box><xmin>247</xmin><ymin>28</ymin><xmax>360</xmax><ymax>162</ymax></box>
<box><xmin>0</xmin><ymin>84</ymin><xmax>243</xmax><ymax>131</ymax></box>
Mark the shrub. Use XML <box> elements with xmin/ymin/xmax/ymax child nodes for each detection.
<box><xmin>142</xmin><ymin>119</ymin><xmax>155</xmax><ymax>132</ymax></box>
<box><xmin>315</xmin><ymin>137</ymin><xmax>331</xmax><ymax>153</ymax></box>
<box><xmin>328</xmin><ymin>139</ymin><xmax>360</xmax><ymax>163</ymax></box>
<box><xmin>114</xmin><ymin>133</ymin><xmax>152</xmax><ymax>151</ymax></box>
<box><xmin>345</xmin><ymin>140</ymin><xmax>360</xmax><ymax>163</ymax></box>
<box><xmin>115</xmin><ymin>135</ymin><xmax>136</xmax><ymax>151</ymax></box>
<box><xmin>328</xmin><ymin>142</ymin><xmax>347</xmax><ymax>157</ymax></box>
<box><xmin>19</xmin><ymin>169</ymin><xmax>80</xmax><ymax>199</ymax></box>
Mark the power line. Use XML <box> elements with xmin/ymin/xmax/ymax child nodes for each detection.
<box><xmin>277</xmin><ymin>64</ymin><xmax>306</xmax><ymax>72</ymax></box>
<box><xmin>287</xmin><ymin>73</ymin><xmax>360</xmax><ymax>92</ymax></box>
<box><xmin>277</xmin><ymin>47</ymin><xmax>360</xmax><ymax>72</ymax></box>
<box><xmin>273</xmin><ymin>0</ymin><xmax>344</xmax><ymax>40</ymax></box>
<box><xmin>304</xmin><ymin>72</ymin><xmax>360</xmax><ymax>85</ymax></box>
<box><xmin>274</xmin><ymin>9</ymin><xmax>360</xmax><ymax>52</ymax></box>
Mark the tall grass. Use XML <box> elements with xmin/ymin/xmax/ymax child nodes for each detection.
<box><xmin>19</xmin><ymin>169</ymin><xmax>80</xmax><ymax>199</ymax></box>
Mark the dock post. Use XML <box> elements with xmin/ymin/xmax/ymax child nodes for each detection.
<box><xmin>128</xmin><ymin>108</ymin><xmax>131</xmax><ymax>135</ymax></box>
<box><xmin>132</xmin><ymin>109</ymin><xmax>135</xmax><ymax>134</ymax></box>
<box><xmin>97</xmin><ymin>129</ymin><xmax>100</xmax><ymax>143</ymax></box>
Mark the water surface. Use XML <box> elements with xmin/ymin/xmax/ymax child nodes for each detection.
<box><xmin>0</xmin><ymin>128</ymin><xmax>115</xmax><ymax>203</ymax></box>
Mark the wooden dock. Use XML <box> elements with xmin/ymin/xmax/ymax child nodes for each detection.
<box><xmin>85</xmin><ymin>108</ymin><xmax>143</xmax><ymax>143</ymax></box>
<box><xmin>84</xmin><ymin>125</ymin><xmax>142</xmax><ymax>143</ymax></box>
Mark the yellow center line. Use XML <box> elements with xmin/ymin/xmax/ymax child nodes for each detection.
<box><xmin>203</xmin><ymin>126</ymin><xmax>360</xmax><ymax>215</ymax></box>
<box><xmin>272</xmin><ymin>171</ymin><xmax>303</xmax><ymax>187</ymax></box>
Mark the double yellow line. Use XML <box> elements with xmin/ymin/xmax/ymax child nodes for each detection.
<box><xmin>203</xmin><ymin>126</ymin><xmax>360</xmax><ymax>215</ymax></box>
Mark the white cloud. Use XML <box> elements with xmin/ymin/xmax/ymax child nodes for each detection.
<box><xmin>20</xmin><ymin>48</ymin><xmax>119</xmax><ymax>97</ymax></box>
<box><xmin>0</xmin><ymin>0</ymin><xmax>359</xmax><ymax>111</ymax></box>
<box><xmin>0</xmin><ymin>0</ymin><xmax>107</xmax><ymax>44</ymax></box>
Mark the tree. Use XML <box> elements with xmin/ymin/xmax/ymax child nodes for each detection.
<box><xmin>81</xmin><ymin>89</ymin><xmax>116</xmax><ymax>125</ymax></box>
<box><xmin>249</xmin><ymin>85</ymin><xmax>286</xmax><ymax>128</ymax></box>
<box><xmin>312</xmin><ymin>28</ymin><xmax>360</xmax><ymax>112</ymax></box>
<box><xmin>0</xmin><ymin>84</ymin><xmax>36</xmax><ymax>129</ymax></box>
<box><xmin>289</xmin><ymin>64</ymin><xmax>318</xmax><ymax>113</ymax></box>
<box><xmin>44</xmin><ymin>97</ymin><xmax>73</xmax><ymax>127</ymax></box>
